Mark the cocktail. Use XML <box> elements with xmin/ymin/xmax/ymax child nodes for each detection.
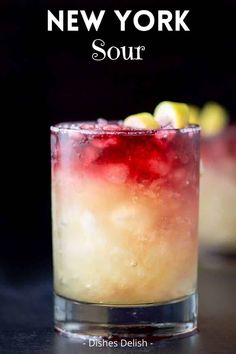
<box><xmin>190</xmin><ymin>101</ymin><xmax>236</xmax><ymax>256</ymax></box>
<box><xmin>51</xmin><ymin>102</ymin><xmax>200</xmax><ymax>338</ymax></box>
<box><xmin>199</xmin><ymin>123</ymin><xmax>236</xmax><ymax>254</ymax></box>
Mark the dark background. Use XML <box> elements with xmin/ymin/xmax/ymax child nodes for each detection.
<box><xmin>1</xmin><ymin>0</ymin><xmax>236</xmax><ymax>279</ymax></box>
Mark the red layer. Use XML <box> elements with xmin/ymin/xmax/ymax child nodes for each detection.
<box><xmin>51</xmin><ymin>124</ymin><xmax>200</xmax><ymax>187</ymax></box>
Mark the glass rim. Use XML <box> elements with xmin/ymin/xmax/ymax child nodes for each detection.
<box><xmin>50</xmin><ymin>121</ymin><xmax>201</xmax><ymax>136</ymax></box>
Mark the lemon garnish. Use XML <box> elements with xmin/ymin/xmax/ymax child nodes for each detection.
<box><xmin>154</xmin><ymin>101</ymin><xmax>189</xmax><ymax>128</ymax></box>
<box><xmin>124</xmin><ymin>112</ymin><xmax>159</xmax><ymax>129</ymax></box>
<box><xmin>189</xmin><ymin>105</ymin><xmax>200</xmax><ymax>125</ymax></box>
<box><xmin>200</xmin><ymin>102</ymin><xmax>229</xmax><ymax>136</ymax></box>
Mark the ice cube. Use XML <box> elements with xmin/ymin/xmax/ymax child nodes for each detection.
<box><xmin>148</xmin><ymin>159</ymin><xmax>170</xmax><ymax>176</ymax></box>
<box><xmin>80</xmin><ymin>123</ymin><xmax>96</xmax><ymax>130</ymax></box>
<box><xmin>111</xmin><ymin>202</ymin><xmax>153</xmax><ymax>234</ymax></box>
<box><xmin>83</xmin><ymin>146</ymin><xmax>100</xmax><ymax>165</ymax></box>
<box><xmin>104</xmin><ymin>163</ymin><xmax>129</xmax><ymax>184</ymax></box>
<box><xmin>102</xmin><ymin>124</ymin><xmax>121</xmax><ymax>131</ymax></box>
<box><xmin>97</xmin><ymin>118</ymin><xmax>108</xmax><ymax>125</ymax></box>
<box><xmin>92</xmin><ymin>137</ymin><xmax>118</xmax><ymax>149</ymax></box>
<box><xmin>111</xmin><ymin>204</ymin><xmax>137</xmax><ymax>227</ymax></box>
<box><xmin>80</xmin><ymin>210</ymin><xmax>97</xmax><ymax>233</ymax></box>
<box><xmin>172</xmin><ymin>168</ymin><xmax>187</xmax><ymax>185</ymax></box>
<box><xmin>69</xmin><ymin>132</ymin><xmax>87</xmax><ymax>144</ymax></box>
<box><xmin>154</xmin><ymin>130</ymin><xmax>176</xmax><ymax>150</ymax></box>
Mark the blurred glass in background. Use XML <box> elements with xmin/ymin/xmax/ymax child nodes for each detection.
<box><xmin>192</xmin><ymin>102</ymin><xmax>236</xmax><ymax>261</ymax></box>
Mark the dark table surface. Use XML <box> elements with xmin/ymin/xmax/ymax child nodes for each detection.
<box><xmin>0</xmin><ymin>262</ymin><xmax>236</xmax><ymax>354</ymax></box>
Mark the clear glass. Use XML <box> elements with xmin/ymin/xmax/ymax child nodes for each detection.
<box><xmin>51</xmin><ymin>121</ymin><xmax>200</xmax><ymax>339</ymax></box>
<box><xmin>199</xmin><ymin>125</ymin><xmax>236</xmax><ymax>257</ymax></box>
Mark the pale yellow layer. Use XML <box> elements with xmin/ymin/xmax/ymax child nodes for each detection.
<box><xmin>52</xmin><ymin>173</ymin><xmax>197</xmax><ymax>304</ymax></box>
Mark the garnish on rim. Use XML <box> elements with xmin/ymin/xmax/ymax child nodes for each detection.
<box><xmin>200</xmin><ymin>101</ymin><xmax>229</xmax><ymax>136</ymax></box>
<box><xmin>154</xmin><ymin>101</ymin><xmax>189</xmax><ymax>128</ymax></box>
<box><xmin>124</xmin><ymin>112</ymin><xmax>159</xmax><ymax>129</ymax></box>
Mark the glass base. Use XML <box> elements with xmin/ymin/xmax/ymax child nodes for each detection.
<box><xmin>54</xmin><ymin>292</ymin><xmax>197</xmax><ymax>340</ymax></box>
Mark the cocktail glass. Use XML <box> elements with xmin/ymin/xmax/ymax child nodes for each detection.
<box><xmin>51</xmin><ymin>121</ymin><xmax>200</xmax><ymax>338</ymax></box>
<box><xmin>199</xmin><ymin>125</ymin><xmax>236</xmax><ymax>255</ymax></box>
